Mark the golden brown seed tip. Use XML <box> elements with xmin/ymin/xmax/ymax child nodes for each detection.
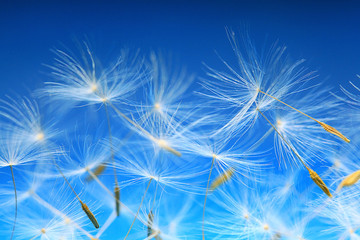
<box><xmin>308</xmin><ymin>168</ymin><xmax>332</xmax><ymax>198</ymax></box>
<box><xmin>210</xmin><ymin>167</ymin><xmax>235</xmax><ymax>191</ymax></box>
<box><xmin>115</xmin><ymin>185</ymin><xmax>120</xmax><ymax>216</ymax></box>
<box><xmin>41</xmin><ymin>228</ymin><xmax>46</xmax><ymax>234</ymax></box>
<box><xmin>318</xmin><ymin>121</ymin><xmax>350</xmax><ymax>143</ymax></box>
<box><xmin>80</xmin><ymin>201</ymin><xmax>100</xmax><ymax>229</ymax></box>
<box><xmin>337</xmin><ymin>170</ymin><xmax>360</xmax><ymax>191</ymax></box>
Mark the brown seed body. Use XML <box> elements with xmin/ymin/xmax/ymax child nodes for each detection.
<box><xmin>318</xmin><ymin>121</ymin><xmax>350</xmax><ymax>143</ymax></box>
<box><xmin>338</xmin><ymin>170</ymin><xmax>360</xmax><ymax>191</ymax></box>
<box><xmin>272</xmin><ymin>232</ymin><xmax>282</xmax><ymax>240</ymax></box>
<box><xmin>147</xmin><ymin>210</ymin><xmax>154</xmax><ymax>237</ymax></box>
<box><xmin>86</xmin><ymin>164</ymin><xmax>106</xmax><ymax>182</ymax></box>
<box><xmin>157</xmin><ymin>140</ymin><xmax>182</xmax><ymax>157</ymax></box>
<box><xmin>80</xmin><ymin>201</ymin><xmax>100</xmax><ymax>229</ymax></box>
<box><xmin>165</xmin><ymin>146</ymin><xmax>182</xmax><ymax>157</ymax></box>
<box><xmin>308</xmin><ymin>168</ymin><xmax>332</xmax><ymax>197</ymax></box>
<box><xmin>210</xmin><ymin>167</ymin><xmax>235</xmax><ymax>191</ymax></box>
<box><xmin>115</xmin><ymin>185</ymin><xmax>121</xmax><ymax>216</ymax></box>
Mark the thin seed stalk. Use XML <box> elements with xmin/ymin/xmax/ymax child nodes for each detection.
<box><xmin>147</xmin><ymin>181</ymin><xmax>161</xmax><ymax>240</ymax></box>
<box><xmin>124</xmin><ymin>178</ymin><xmax>153</xmax><ymax>240</ymax></box>
<box><xmin>104</xmin><ymin>102</ymin><xmax>121</xmax><ymax>217</ymax></box>
<box><xmin>9</xmin><ymin>165</ymin><xmax>17</xmax><ymax>240</ymax></box>
<box><xmin>202</xmin><ymin>155</ymin><xmax>216</xmax><ymax>240</ymax></box>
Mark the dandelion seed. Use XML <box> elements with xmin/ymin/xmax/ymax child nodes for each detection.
<box><xmin>202</xmin><ymin>29</ymin><xmax>314</xmax><ymax>136</ymax></box>
<box><xmin>0</xmin><ymin>96</ymin><xmax>58</xmax><ymax>146</ymax></box>
<box><xmin>0</xmin><ymin>135</ymin><xmax>50</xmax><ymax>240</ymax></box>
<box><xmin>258</xmin><ymin>108</ymin><xmax>332</xmax><ymax>197</ymax></box>
<box><xmin>53</xmin><ymin>158</ymin><xmax>101</xmax><ymax>229</ymax></box>
<box><xmin>210</xmin><ymin>167</ymin><xmax>235</xmax><ymax>191</ymax></box>
<box><xmin>143</xmin><ymin>52</ymin><xmax>196</xmax><ymax>123</ymax></box>
<box><xmin>17</xmin><ymin>209</ymin><xmax>77</xmax><ymax>240</ymax></box>
<box><xmin>26</xmin><ymin>187</ymin><xmax>96</xmax><ymax>239</ymax></box>
<box><xmin>198</xmin><ymin>136</ymin><xmax>262</xmax><ymax>240</ymax></box>
<box><xmin>80</xmin><ymin>201</ymin><xmax>99</xmax><ymax>229</ymax></box>
<box><xmin>42</xmin><ymin>46</ymin><xmax>145</xmax><ymax>107</ymax></box>
<box><xmin>258</xmin><ymin>89</ymin><xmax>350</xmax><ymax>143</ymax></box>
<box><xmin>205</xmin><ymin>181</ymin><xmax>301</xmax><ymax>239</ymax></box>
<box><xmin>337</xmin><ymin>170</ymin><xmax>360</xmax><ymax>191</ymax></box>
<box><xmin>272</xmin><ymin>87</ymin><xmax>342</xmax><ymax>168</ymax></box>
<box><xmin>307</xmin><ymin>167</ymin><xmax>332</xmax><ymax>198</ymax></box>
<box><xmin>109</xmin><ymin>102</ymin><xmax>182</xmax><ymax>157</ymax></box>
<box><xmin>114</xmin><ymin>146</ymin><xmax>204</xmax><ymax>196</ymax></box>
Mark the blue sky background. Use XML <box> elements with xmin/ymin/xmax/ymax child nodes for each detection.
<box><xmin>1</xmin><ymin>1</ymin><xmax>360</xmax><ymax>239</ymax></box>
<box><xmin>0</xmin><ymin>0</ymin><xmax>360</xmax><ymax>96</ymax></box>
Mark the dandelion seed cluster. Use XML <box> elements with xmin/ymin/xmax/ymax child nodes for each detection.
<box><xmin>0</xmin><ymin>30</ymin><xmax>359</xmax><ymax>240</ymax></box>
